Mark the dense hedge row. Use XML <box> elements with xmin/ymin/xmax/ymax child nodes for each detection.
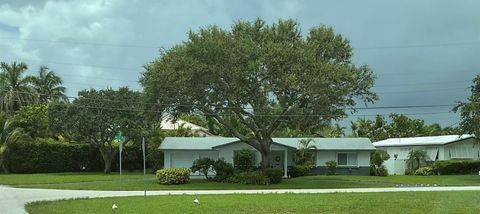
<box><xmin>156</xmin><ymin>168</ymin><xmax>191</xmax><ymax>184</ymax></box>
<box><xmin>435</xmin><ymin>160</ymin><xmax>480</xmax><ymax>175</ymax></box>
<box><xmin>3</xmin><ymin>138</ymin><xmax>106</xmax><ymax>173</ymax></box>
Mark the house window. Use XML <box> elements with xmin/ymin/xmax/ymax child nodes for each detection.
<box><xmin>337</xmin><ymin>153</ymin><xmax>358</xmax><ymax>166</ymax></box>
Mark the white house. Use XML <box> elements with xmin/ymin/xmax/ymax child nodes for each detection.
<box><xmin>159</xmin><ymin>137</ymin><xmax>375</xmax><ymax>177</ymax></box>
<box><xmin>373</xmin><ymin>135</ymin><xmax>480</xmax><ymax>175</ymax></box>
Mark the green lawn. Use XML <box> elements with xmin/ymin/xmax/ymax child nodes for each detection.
<box><xmin>26</xmin><ymin>191</ymin><xmax>480</xmax><ymax>214</ymax></box>
<box><xmin>1</xmin><ymin>172</ymin><xmax>479</xmax><ymax>190</ymax></box>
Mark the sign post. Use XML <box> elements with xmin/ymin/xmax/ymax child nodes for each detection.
<box><xmin>115</xmin><ymin>131</ymin><xmax>125</xmax><ymax>181</ymax></box>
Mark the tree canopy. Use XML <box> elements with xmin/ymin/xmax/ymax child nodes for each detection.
<box><xmin>141</xmin><ymin>18</ymin><xmax>377</xmax><ymax>168</ymax></box>
<box><xmin>351</xmin><ymin>114</ymin><xmax>461</xmax><ymax>141</ymax></box>
<box><xmin>454</xmin><ymin>74</ymin><xmax>480</xmax><ymax>140</ymax></box>
<box><xmin>67</xmin><ymin>87</ymin><xmax>145</xmax><ymax>173</ymax></box>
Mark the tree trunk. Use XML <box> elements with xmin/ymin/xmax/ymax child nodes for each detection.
<box><xmin>0</xmin><ymin>158</ymin><xmax>9</xmax><ymax>173</ymax></box>
<box><xmin>258</xmin><ymin>138</ymin><xmax>273</xmax><ymax>170</ymax></box>
<box><xmin>99</xmin><ymin>146</ymin><xmax>113</xmax><ymax>174</ymax></box>
<box><xmin>260</xmin><ymin>150</ymin><xmax>271</xmax><ymax>169</ymax></box>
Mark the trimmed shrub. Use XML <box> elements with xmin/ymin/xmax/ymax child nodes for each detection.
<box><xmin>326</xmin><ymin>160</ymin><xmax>337</xmax><ymax>175</ymax></box>
<box><xmin>191</xmin><ymin>157</ymin><xmax>215</xmax><ymax>180</ymax></box>
<box><xmin>212</xmin><ymin>158</ymin><xmax>235</xmax><ymax>182</ymax></box>
<box><xmin>288</xmin><ymin>165</ymin><xmax>311</xmax><ymax>178</ymax></box>
<box><xmin>3</xmin><ymin>138</ymin><xmax>104</xmax><ymax>173</ymax></box>
<box><xmin>435</xmin><ymin>160</ymin><xmax>480</xmax><ymax>175</ymax></box>
<box><xmin>233</xmin><ymin>149</ymin><xmax>255</xmax><ymax>171</ymax></box>
<box><xmin>375</xmin><ymin>165</ymin><xmax>389</xmax><ymax>176</ymax></box>
<box><xmin>156</xmin><ymin>168</ymin><xmax>191</xmax><ymax>185</ymax></box>
<box><xmin>263</xmin><ymin>168</ymin><xmax>283</xmax><ymax>184</ymax></box>
<box><xmin>234</xmin><ymin>171</ymin><xmax>270</xmax><ymax>185</ymax></box>
<box><xmin>414</xmin><ymin>166</ymin><xmax>434</xmax><ymax>176</ymax></box>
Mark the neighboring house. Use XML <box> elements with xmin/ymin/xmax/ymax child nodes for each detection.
<box><xmin>373</xmin><ymin>135</ymin><xmax>480</xmax><ymax>175</ymax></box>
<box><xmin>159</xmin><ymin>137</ymin><xmax>375</xmax><ymax>177</ymax></box>
<box><xmin>161</xmin><ymin>118</ymin><xmax>213</xmax><ymax>136</ymax></box>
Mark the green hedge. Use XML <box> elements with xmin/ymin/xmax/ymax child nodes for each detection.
<box><xmin>156</xmin><ymin>168</ymin><xmax>191</xmax><ymax>185</ymax></box>
<box><xmin>3</xmin><ymin>138</ymin><xmax>104</xmax><ymax>173</ymax></box>
<box><xmin>233</xmin><ymin>171</ymin><xmax>270</xmax><ymax>185</ymax></box>
<box><xmin>263</xmin><ymin>168</ymin><xmax>283</xmax><ymax>184</ymax></box>
<box><xmin>435</xmin><ymin>160</ymin><xmax>480</xmax><ymax>175</ymax></box>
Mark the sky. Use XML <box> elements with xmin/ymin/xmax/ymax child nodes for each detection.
<box><xmin>0</xmin><ymin>0</ymin><xmax>479</xmax><ymax>130</ymax></box>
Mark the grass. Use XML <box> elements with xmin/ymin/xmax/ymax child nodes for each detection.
<box><xmin>1</xmin><ymin>172</ymin><xmax>479</xmax><ymax>190</ymax></box>
<box><xmin>26</xmin><ymin>191</ymin><xmax>480</xmax><ymax>214</ymax></box>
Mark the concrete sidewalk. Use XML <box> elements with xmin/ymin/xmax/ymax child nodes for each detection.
<box><xmin>2</xmin><ymin>185</ymin><xmax>480</xmax><ymax>214</ymax></box>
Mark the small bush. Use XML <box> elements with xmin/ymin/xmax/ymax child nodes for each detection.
<box><xmin>156</xmin><ymin>168</ymin><xmax>191</xmax><ymax>185</ymax></box>
<box><xmin>234</xmin><ymin>171</ymin><xmax>270</xmax><ymax>185</ymax></box>
<box><xmin>212</xmin><ymin>158</ymin><xmax>235</xmax><ymax>182</ymax></box>
<box><xmin>435</xmin><ymin>160</ymin><xmax>480</xmax><ymax>175</ymax></box>
<box><xmin>325</xmin><ymin>160</ymin><xmax>337</xmax><ymax>175</ymax></box>
<box><xmin>414</xmin><ymin>166</ymin><xmax>434</xmax><ymax>176</ymax></box>
<box><xmin>263</xmin><ymin>168</ymin><xmax>283</xmax><ymax>184</ymax></box>
<box><xmin>234</xmin><ymin>149</ymin><xmax>255</xmax><ymax>172</ymax></box>
<box><xmin>288</xmin><ymin>165</ymin><xmax>311</xmax><ymax>178</ymax></box>
<box><xmin>375</xmin><ymin>165</ymin><xmax>389</xmax><ymax>176</ymax></box>
<box><xmin>191</xmin><ymin>158</ymin><xmax>215</xmax><ymax>179</ymax></box>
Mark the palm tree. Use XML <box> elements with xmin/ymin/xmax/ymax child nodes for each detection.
<box><xmin>27</xmin><ymin>66</ymin><xmax>67</xmax><ymax>103</ymax></box>
<box><xmin>0</xmin><ymin>112</ymin><xmax>29</xmax><ymax>173</ymax></box>
<box><xmin>405</xmin><ymin>150</ymin><xmax>429</xmax><ymax>174</ymax></box>
<box><xmin>0</xmin><ymin>62</ymin><xmax>37</xmax><ymax>112</ymax></box>
<box><xmin>295</xmin><ymin>138</ymin><xmax>317</xmax><ymax>167</ymax></box>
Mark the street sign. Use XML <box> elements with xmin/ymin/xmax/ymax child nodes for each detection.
<box><xmin>115</xmin><ymin>131</ymin><xmax>125</xmax><ymax>141</ymax></box>
<box><xmin>116</xmin><ymin>131</ymin><xmax>126</xmax><ymax>181</ymax></box>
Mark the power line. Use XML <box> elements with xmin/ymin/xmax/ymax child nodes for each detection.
<box><xmin>2</xmin><ymin>89</ymin><xmax>461</xmax><ymax>111</ymax></box>
<box><xmin>2</xmin><ymin>36</ymin><xmax>480</xmax><ymax>50</ymax></box>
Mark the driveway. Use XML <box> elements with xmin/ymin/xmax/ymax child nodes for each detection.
<box><xmin>2</xmin><ymin>185</ymin><xmax>480</xmax><ymax>214</ymax></box>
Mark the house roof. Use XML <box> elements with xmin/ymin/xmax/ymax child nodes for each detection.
<box><xmin>161</xmin><ymin>118</ymin><xmax>209</xmax><ymax>132</ymax></box>
<box><xmin>159</xmin><ymin>137</ymin><xmax>375</xmax><ymax>151</ymax></box>
<box><xmin>372</xmin><ymin>135</ymin><xmax>475</xmax><ymax>147</ymax></box>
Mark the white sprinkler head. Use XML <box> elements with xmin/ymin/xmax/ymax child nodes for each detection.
<box><xmin>112</xmin><ymin>204</ymin><xmax>118</xmax><ymax>210</ymax></box>
<box><xmin>193</xmin><ymin>198</ymin><xmax>200</xmax><ymax>205</ymax></box>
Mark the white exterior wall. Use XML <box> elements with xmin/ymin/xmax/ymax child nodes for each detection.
<box><xmin>316</xmin><ymin>150</ymin><xmax>371</xmax><ymax>167</ymax></box>
<box><xmin>444</xmin><ymin>138</ymin><xmax>480</xmax><ymax>160</ymax></box>
<box><xmin>163</xmin><ymin>150</ymin><xmax>219</xmax><ymax>175</ymax></box>
<box><xmin>377</xmin><ymin>138</ymin><xmax>480</xmax><ymax>175</ymax></box>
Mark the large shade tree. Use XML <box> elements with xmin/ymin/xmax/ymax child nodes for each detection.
<box><xmin>68</xmin><ymin>87</ymin><xmax>145</xmax><ymax>173</ymax></box>
<box><xmin>0</xmin><ymin>62</ymin><xmax>36</xmax><ymax>112</ymax></box>
<box><xmin>141</xmin><ymin>19</ymin><xmax>377</xmax><ymax>168</ymax></box>
<box><xmin>454</xmin><ymin>74</ymin><xmax>480</xmax><ymax>139</ymax></box>
<box><xmin>27</xmin><ymin>66</ymin><xmax>67</xmax><ymax>103</ymax></box>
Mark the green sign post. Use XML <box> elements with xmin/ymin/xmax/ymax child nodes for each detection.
<box><xmin>115</xmin><ymin>131</ymin><xmax>125</xmax><ymax>181</ymax></box>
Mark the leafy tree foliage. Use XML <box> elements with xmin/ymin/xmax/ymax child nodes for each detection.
<box><xmin>453</xmin><ymin>75</ymin><xmax>480</xmax><ymax>140</ymax></box>
<box><xmin>141</xmin><ymin>19</ymin><xmax>377</xmax><ymax>168</ymax></box>
<box><xmin>12</xmin><ymin>104</ymin><xmax>49</xmax><ymax>138</ymax></box>
<box><xmin>26</xmin><ymin>66</ymin><xmax>67</xmax><ymax>103</ymax></box>
<box><xmin>191</xmin><ymin>157</ymin><xmax>215</xmax><ymax>179</ymax></box>
<box><xmin>68</xmin><ymin>87</ymin><xmax>145</xmax><ymax>173</ymax></box>
<box><xmin>351</xmin><ymin>114</ymin><xmax>461</xmax><ymax>141</ymax></box>
<box><xmin>0</xmin><ymin>62</ymin><xmax>36</xmax><ymax>112</ymax></box>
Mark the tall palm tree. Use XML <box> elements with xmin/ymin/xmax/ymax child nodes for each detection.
<box><xmin>0</xmin><ymin>62</ymin><xmax>37</xmax><ymax>112</ymax></box>
<box><xmin>27</xmin><ymin>66</ymin><xmax>67</xmax><ymax>103</ymax></box>
<box><xmin>0</xmin><ymin>112</ymin><xmax>29</xmax><ymax>173</ymax></box>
